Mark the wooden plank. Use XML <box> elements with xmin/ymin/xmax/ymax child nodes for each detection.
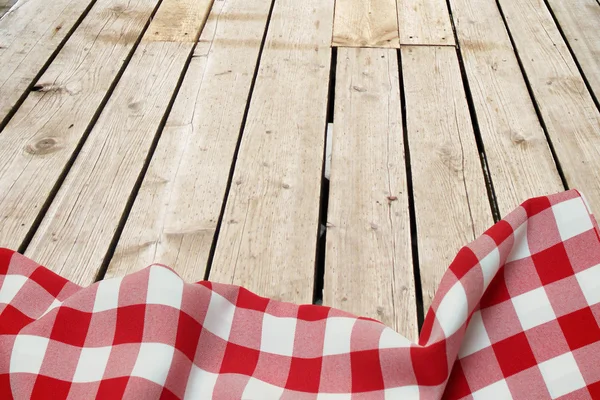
<box><xmin>23</xmin><ymin>0</ymin><xmax>213</xmax><ymax>285</ymax></box>
<box><xmin>105</xmin><ymin>0</ymin><xmax>272</xmax><ymax>282</ymax></box>
<box><xmin>332</xmin><ymin>0</ymin><xmax>399</xmax><ymax>48</ymax></box>
<box><xmin>498</xmin><ymin>0</ymin><xmax>600</xmax><ymax>212</ymax></box>
<box><xmin>448</xmin><ymin>0</ymin><xmax>563</xmax><ymax>215</ymax></box>
<box><xmin>546</xmin><ymin>0</ymin><xmax>600</xmax><ymax>103</ymax></box>
<box><xmin>398</xmin><ymin>0</ymin><xmax>455</xmax><ymax>45</ymax></box>
<box><xmin>209</xmin><ymin>0</ymin><xmax>334</xmax><ymax>303</ymax></box>
<box><xmin>401</xmin><ymin>46</ymin><xmax>493</xmax><ymax>313</ymax></box>
<box><xmin>0</xmin><ymin>0</ymin><xmax>95</xmax><ymax>126</ymax></box>
<box><xmin>324</xmin><ymin>47</ymin><xmax>417</xmax><ymax>340</ymax></box>
<box><xmin>0</xmin><ymin>0</ymin><xmax>158</xmax><ymax>251</ymax></box>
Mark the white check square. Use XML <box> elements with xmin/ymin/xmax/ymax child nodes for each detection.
<box><xmin>507</xmin><ymin>222</ymin><xmax>530</xmax><ymax>262</ymax></box>
<box><xmin>384</xmin><ymin>385</ymin><xmax>419</xmax><ymax>399</ymax></box>
<box><xmin>459</xmin><ymin>311</ymin><xmax>491</xmax><ymax>358</ymax></box>
<box><xmin>184</xmin><ymin>365</ymin><xmax>218</xmax><ymax>399</ymax></box>
<box><xmin>146</xmin><ymin>266</ymin><xmax>184</xmax><ymax>309</ymax></box>
<box><xmin>472</xmin><ymin>379</ymin><xmax>512</xmax><ymax>399</ymax></box>
<box><xmin>73</xmin><ymin>346</ymin><xmax>111</xmax><ymax>382</ymax></box>
<box><xmin>539</xmin><ymin>352</ymin><xmax>586</xmax><ymax>398</ymax></box>
<box><xmin>480</xmin><ymin>248</ymin><xmax>500</xmax><ymax>290</ymax></box>
<box><xmin>10</xmin><ymin>335</ymin><xmax>49</xmax><ymax>374</ymax></box>
<box><xmin>552</xmin><ymin>198</ymin><xmax>593</xmax><ymax>241</ymax></box>
<box><xmin>0</xmin><ymin>275</ymin><xmax>27</xmax><ymax>304</ymax></box>
<box><xmin>379</xmin><ymin>327</ymin><xmax>412</xmax><ymax>349</ymax></box>
<box><xmin>131</xmin><ymin>343</ymin><xmax>175</xmax><ymax>386</ymax></box>
<box><xmin>576</xmin><ymin>264</ymin><xmax>600</xmax><ymax>306</ymax></box>
<box><xmin>435</xmin><ymin>282</ymin><xmax>468</xmax><ymax>336</ymax></box>
<box><xmin>242</xmin><ymin>377</ymin><xmax>285</xmax><ymax>398</ymax></box>
<box><xmin>511</xmin><ymin>287</ymin><xmax>556</xmax><ymax>330</ymax></box>
<box><xmin>203</xmin><ymin>291</ymin><xmax>235</xmax><ymax>341</ymax></box>
<box><xmin>322</xmin><ymin>317</ymin><xmax>356</xmax><ymax>356</ymax></box>
<box><xmin>260</xmin><ymin>313</ymin><xmax>297</xmax><ymax>356</ymax></box>
<box><xmin>93</xmin><ymin>277</ymin><xmax>122</xmax><ymax>312</ymax></box>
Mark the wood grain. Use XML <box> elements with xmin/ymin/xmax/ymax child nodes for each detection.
<box><xmin>0</xmin><ymin>0</ymin><xmax>95</xmax><ymax>126</ymax></box>
<box><xmin>145</xmin><ymin>0</ymin><xmax>212</xmax><ymax>42</ymax></box>
<box><xmin>24</xmin><ymin>0</ymin><xmax>213</xmax><ymax>285</ymax></box>
<box><xmin>106</xmin><ymin>0</ymin><xmax>272</xmax><ymax>282</ymax></box>
<box><xmin>546</xmin><ymin>0</ymin><xmax>600</xmax><ymax>103</ymax></box>
<box><xmin>498</xmin><ymin>0</ymin><xmax>600</xmax><ymax>212</ymax></box>
<box><xmin>324</xmin><ymin>47</ymin><xmax>417</xmax><ymax>340</ymax></box>
<box><xmin>209</xmin><ymin>0</ymin><xmax>334</xmax><ymax>303</ymax></box>
<box><xmin>401</xmin><ymin>46</ymin><xmax>493</xmax><ymax>313</ymax></box>
<box><xmin>333</xmin><ymin>0</ymin><xmax>399</xmax><ymax>48</ymax></box>
<box><xmin>0</xmin><ymin>0</ymin><xmax>158</xmax><ymax>251</ymax></box>
<box><xmin>449</xmin><ymin>0</ymin><xmax>563</xmax><ymax>215</ymax></box>
<box><xmin>398</xmin><ymin>0</ymin><xmax>455</xmax><ymax>45</ymax></box>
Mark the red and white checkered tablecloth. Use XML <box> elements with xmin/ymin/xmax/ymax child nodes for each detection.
<box><xmin>1</xmin><ymin>189</ymin><xmax>600</xmax><ymax>399</ymax></box>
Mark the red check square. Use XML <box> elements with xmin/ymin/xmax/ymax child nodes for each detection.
<box><xmin>558</xmin><ymin>308</ymin><xmax>600</xmax><ymax>351</ymax></box>
<box><xmin>532</xmin><ymin>242</ymin><xmax>574</xmax><ymax>285</ymax></box>
<box><xmin>493</xmin><ymin>332</ymin><xmax>537</xmax><ymax>377</ymax></box>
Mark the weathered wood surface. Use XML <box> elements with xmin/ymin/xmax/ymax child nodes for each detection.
<box><xmin>24</xmin><ymin>0</ymin><xmax>214</xmax><ymax>285</ymax></box>
<box><xmin>398</xmin><ymin>0</ymin><xmax>454</xmax><ymax>46</ymax></box>
<box><xmin>0</xmin><ymin>0</ymin><xmax>158</xmax><ymax>251</ymax></box>
<box><xmin>402</xmin><ymin>46</ymin><xmax>493</xmax><ymax>313</ymax></box>
<box><xmin>332</xmin><ymin>0</ymin><xmax>399</xmax><ymax>48</ymax></box>
<box><xmin>0</xmin><ymin>0</ymin><xmax>95</xmax><ymax>126</ymax></box>
<box><xmin>449</xmin><ymin>0</ymin><xmax>563</xmax><ymax>215</ymax></box>
<box><xmin>107</xmin><ymin>0</ymin><xmax>272</xmax><ymax>282</ymax></box>
<box><xmin>325</xmin><ymin>47</ymin><xmax>417</xmax><ymax>340</ymax></box>
<box><xmin>209</xmin><ymin>0</ymin><xmax>335</xmax><ymax>303</ymax></box>
<box><xmin>546</xmin><ymin>0</ymin><xmax>600</xmax><ymax>103</ymax></box>
<box><xmin>499</xmin><ymin>0</ymin><xmax>600</xmax><ymax>212</ymax></box>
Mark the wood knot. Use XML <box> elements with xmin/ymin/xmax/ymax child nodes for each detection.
<box><xmin>128</xmin><ymin>101</ymin><xmax>142</xmax><ymax>111</ymax></box>
<box><xmin>26</xmin><ymin>137</ymin><xmax>60</xmax><ymax>155</ymax></box>
<box><xmin>509</xmin><ymin>130</ymin><xmax>527</xmax><ymax>145</ymax></box>
<box><xmin>352</xmin><ymin>85</ymin><xmax>367</xmax><ymax>92</ymax></box>
<box><xmin>282</xmin><ymin>183</ymin><xmax>290</xmax><ymax>189</ymax></box>
<box><xmin>370</xmin><ymin>222</ymin><xmax>378</xmax><ymax>230</ymax></box>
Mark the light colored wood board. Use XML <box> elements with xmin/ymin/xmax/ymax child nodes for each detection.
<box><xmin>24</xmin><ymin>41</ymin><xmax>192</xmax><ymax>285</ymax></box>
<box><xmin>209</xmin><ymin>0</ymin><xmax>334</xmax><ymax>303</ymax></box>
<box><xmin>0</xmin><ymin>0</ymin><xmax>158</xmax><ymax>251</ymax></box>
<box><xmin>145</xmin><ymin>0</ymin><xmax>213</xmax><ymax>42</ymax></box>
<box><xmin>324</xmin><ymin>47</ymin><xmax>417</xmax><ymax>340</ymax></box>
<box><xmin>401</xmin><ymin>46</ymin><xmax>493</xmax><ymax>313</ymax></box>
<box><xmin>498</xmin><ymin>0</ymin><xmax>600</xmax><ymax>212</ymax></box>
<box><xmin>24</xmin><ymin>0</ymin><xmax>214</xmax><ymax>284</ymax></box>
<box><xmin>332</xmin><ymin>0</ymin><xmax>399</xmax><ymax>48</ymax></box>
<box><xmin>106</xmin><ymin>0</ymin><xmax>272</xmax><ymax>282</ymax></box>
<box><xmin>546</xmin><ymin>0</ymin><xmax>600</xmax><ymax>103</ymax></box>
<box><xmin>397</xmin><ymin>0</ymin><xmax>455</xmax><ymax>45</ymax></box>
<box><xmin>0</xmin><ymin>0</ymin><xmax>17</xmax><ymax>18</ymax></box>
<box><xmin>0</xmin><ymin>0</ymin><xmax>95</xmax><ymax>125</ymax></box>
<box><xmin>449</xmin><ymin>0</ymin><xmax>563</xmax><ymax>215</ymax></box>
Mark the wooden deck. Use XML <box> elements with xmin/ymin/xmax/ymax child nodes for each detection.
<box><xmin>1</xmin><ymin>0</ymin><xmax>599</xmax><ymax>341</ymax></box>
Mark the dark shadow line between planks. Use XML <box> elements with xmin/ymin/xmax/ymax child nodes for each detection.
<box><xmin>492</xmin><ymin>0</ymin><xmax>570</xmax><ymax>191</ymax></box>
<box><xmin>542</xmin><ymin>0</ymin><xmax>600</xmax><ymax>113</ymax></box>
<box><xmin>18</xmin><ymin>0</ymin><xmax>167</xmax><ymax>256</ymax></box>
<box><xmin>0</xmin><ymin>0</ymin><xmax>99</xmax><ymax>133</ymax></box>
<box><xmin>313</xmin><ymin>47</ymin><xmax>337</xmax><ymax>305</ymax></box>
<box><xmin>203</xmin><ymin>0</ymin><xmax>277</xmax><ymax>281</ymax></box>
<box><xmin>444</xmin><ymin>0</ymin><xmax>501</xmax><ymax>223</ymax></box>
<box><xmin>397</xmin><ymin>49</ymin><xmax>425</xmax><ymax>331</ymax></box>
<box><xmin>96</xmin><ymin>2</ymin><xmax>219</xmax><ymax>282</ymax></box>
